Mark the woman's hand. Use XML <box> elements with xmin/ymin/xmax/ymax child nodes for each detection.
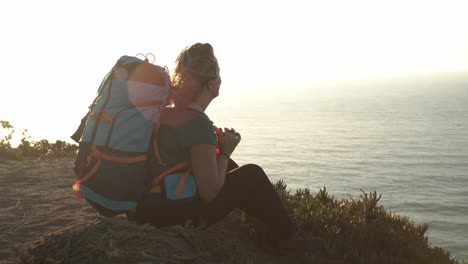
<box><xmin>219</xmin><ymin>128</ymin><xmax>241</xmax><ymax>156</ymax></box>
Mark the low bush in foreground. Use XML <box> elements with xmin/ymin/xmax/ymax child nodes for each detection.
<box><xmin>242</xmin><ymin>180</ymin><xmax>464</xmax><ymax>263</ymax></box>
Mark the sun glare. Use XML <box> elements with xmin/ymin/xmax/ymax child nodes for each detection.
<box><xmin>1</xmin><ymin>0</ymin><xmax>467</xmax><ymax>144</ymax></box>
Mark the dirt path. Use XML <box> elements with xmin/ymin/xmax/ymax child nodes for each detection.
<box><xmin>0</xmin><ymin>158</ymin><xmax>99</xmax><ymax>260</ymax></box>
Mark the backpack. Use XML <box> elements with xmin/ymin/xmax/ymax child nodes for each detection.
<box><xmin>71</xmin><ymin>54</ymin><xmax>196</xmax><ymax>217</ymax></box>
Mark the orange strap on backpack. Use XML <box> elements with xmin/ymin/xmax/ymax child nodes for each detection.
<box><xmin>150</xmin><ymin>122</ymin><xmax>191</xmax><ymax>194</ymax></box>
<box><xmin>72</xmin><ymin>146</ymin><xmax>148</xmax><ymax>200</ymax></box>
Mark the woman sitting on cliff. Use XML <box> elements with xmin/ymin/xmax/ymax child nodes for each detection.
<box><xmin>134</xmin><ymin>43</ymin><xmax>322</xmax><ymax>252</ymax></box>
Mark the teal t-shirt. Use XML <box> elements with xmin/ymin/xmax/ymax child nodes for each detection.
<box><xmin>153</xmin><ymin>110</ymin><xmax>216</xmax><ymax>176</ymax></box>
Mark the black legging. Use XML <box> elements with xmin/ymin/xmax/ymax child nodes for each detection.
<box><xmin>135</xmin><ymin>160</ymin><xmax>296</xmax><ymax>240</ymax></box>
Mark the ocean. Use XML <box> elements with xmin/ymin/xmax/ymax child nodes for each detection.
<box><xmin>207</xmin><ymin>76</ymin><xmax>468</xmax><ymax>260</ymax></box>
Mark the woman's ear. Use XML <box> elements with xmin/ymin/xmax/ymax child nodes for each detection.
<box><xmin>207</xmin><ymin>79</ymin><xmax>215</xmax><ymax>92</ymax></box>
<box><xmin>207</xmin><ymin>79</ymin><xmax>219</xmax><ymax>98</ymax></box>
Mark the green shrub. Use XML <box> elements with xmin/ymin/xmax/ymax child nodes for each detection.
<box><xmin>244</xmin><ymin>180</ymin><xmax>464</xmax><ymax>264</ymax></box>
<box><xmin>0</xmin><ymin>121</ymin><xmax>16</xmax><ymax>159</ymax></box>
<box><xmin>0</xmin><ymin>121</ymin><xmax>78</xmax><ymax>159</ymax></box>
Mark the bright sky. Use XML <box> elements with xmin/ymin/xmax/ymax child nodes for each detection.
<box><xmin>1</xmin><ymin>0</ymin><xmax>468</xmax><ymax>143</ymax></box>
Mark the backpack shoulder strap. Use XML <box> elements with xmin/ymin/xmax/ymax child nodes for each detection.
<box><xmin>153</xmin><ymin>122</ymin><xmax>167</xmax><ymax>166</ymax></box>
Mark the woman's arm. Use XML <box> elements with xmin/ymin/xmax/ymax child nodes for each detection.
<box><xmin>190</xmin><ymin>128</ymin><xmax>241</xmax><ymax>202</ymax></box>
<box><xmin>190</xmin><ymin>144</ymin><xmax>229</xmax><ymax>202</ymax></box>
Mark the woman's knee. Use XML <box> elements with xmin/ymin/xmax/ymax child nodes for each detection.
<box><xmin>242</xmin><ymin>163</ymin><xmax>263</xmax><ymax>173</ymax></box>
<box><xmin>240</xmin><ymin>164</ymin><xmax>270</xmax><ymax>183</ymax></box>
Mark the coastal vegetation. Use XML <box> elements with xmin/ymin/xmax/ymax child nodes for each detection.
<box><xmin>2</xmin><ymin>120</ymin><xmax>465</xmax><ymax>263</ymax></box>
<box><xmin>0</xmin><ymin>121</ymin><xmax>78</xmax><ymax>160</ymax></box>
<box><xmin>261</xmin><ymin>181</ymin><xmax>464</xmax><ymax>263</ymax></box>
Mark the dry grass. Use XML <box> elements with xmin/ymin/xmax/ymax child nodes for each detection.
<box><xmin>6</xmin><ymin>212</ymin><xmax>296</xmax><ymax>264</ymax></box>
